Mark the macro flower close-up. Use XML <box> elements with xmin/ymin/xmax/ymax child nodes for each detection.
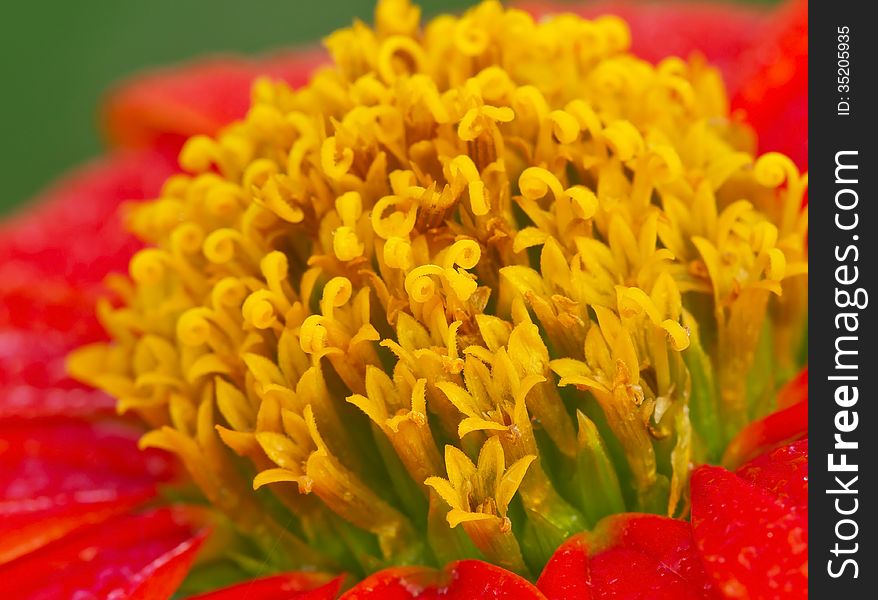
<box><xmin>0</xmin><ymin>0</ymin><xmax>808</xmax><ymax>598</ymax></box>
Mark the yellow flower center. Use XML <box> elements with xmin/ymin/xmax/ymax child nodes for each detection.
<box><xmin>70</xmin><ymin>0</ymin><xmax>808</xmax><ymax>577</ymax></box>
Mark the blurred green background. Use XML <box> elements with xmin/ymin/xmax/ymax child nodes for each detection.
<box><xmin>0</xmin><ymin>0</ymin><xmax>774</xmax><ymax>215</ymax></box>
<box><xmin>0</xmin><ymin>0</ymin><xmax>474</xmax><ymax>215</ymax></box>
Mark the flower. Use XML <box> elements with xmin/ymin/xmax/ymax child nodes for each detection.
<box><xmin>0</xmin><ymin>0</ymin><xmax>807</xmax><ymax>598</ymax></box>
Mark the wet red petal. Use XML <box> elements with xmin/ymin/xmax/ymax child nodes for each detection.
<box><xmin>0</xmin><ymin>274</ymin><xmax>105</xmax><ymax>341</ymax></box>
<box><xmin>340</xmin><ymin>566</ymin><xmax>429</xmax><ymax>600</ymax></box>
<box><xmin>342</xmin><ymin>560</ymin><xmax>545</xmax><ymax>599</ymax></box>
<box><xmin>731</xmin><ymin>0</ymin><xmax>808</xmax><ymax>168</ymax></box>
<box><xmin>0</xmin><ymin>420</ymin><xmax>177</xmax><ymax>562</ymax></box>
<box><xmin>736</xmin><ymin>438</ymin><xmax>808</xmax><ymax>513</ymax></box>
<box><xmin>691</xmin><ymin>466</ymin><xmax>808</xmax><ymax>599</ymax></box>
<box><xmin>0</xmin><ymin>420</ymin><xmax>176</xmax><ymax>499</ymax></box>
<box><xmin>0</xmin><ymin>330</ymin><xmax>115</xmax><ymax>419</ymax></box>
<box><xmin>0</xmin><ymin>151</ymin><xmax>175</xmax><ymax>286</ymax></box>
<box><xmin>590</xmin><ymin>514</ymin><xmax>717</xmax><ymax>597</ymax></box>
<box><xmin>519</xmin><ymin>0</ymin><xmax>771</xmax><ymax>86</ymax></box>
<box><xmin>104</xmin><ymin>51</ymin><xmax>325</xmax><ymax>154</ymax></box>
<box><xmin>0</xmin><ymin>488</ymin><xmax>152</xmax><ymax>565</ymax></box>
<box><xmin>188</xmin><ymin>573</ymin><xmax>343</xmax><ymax>600</ymax></box>
<box><xmin>0</xmin><ymin>372</ymin><xmax>114</xmax><ymax>421</ymax></box>
<box><xmin>536</xmin><ymin>533</ymin><xmax>591</xmax><ymax>600</ymax></box>
<box><xmin>590</xmin><ymin>548</ymin><xmax>703</xmax><ymax>600</ymax></box>
<box><xmin>538</xmin><ymin>515</ymin><xmax>716</xmax><ymax>600</ymax></box>
<box><xmin>0</xmin><ymin>507</ymin><xmax>204</xmax><ymax>600</ymax></box>
<box><xmin>439</xmin><ymin>560</ymin><xmax>546</xmax><ymax>599</ymax></box>
<box><xmin>0</xmin><ymin>330</ymin><xmax>99</xmax><ymax>392</ymax></box>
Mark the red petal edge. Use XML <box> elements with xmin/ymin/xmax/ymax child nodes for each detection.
<box><xmin>0</xmin><ymin>507</ymin><xmax>204</xmax><ymax>600</ymax></box>
<box><xmin>341</xmin><ymin>560</ymin><xmax>546</xmax><ymax>599</ymax></box>
<box><xmin>188</xmin><ymin>573</ymin><xmax>343</xmax><ymax>600</ymax></box>
<box><xmin>538</xmin><ymin>514</ymin><xmax>717</xmax><ymax>600</ymax></box>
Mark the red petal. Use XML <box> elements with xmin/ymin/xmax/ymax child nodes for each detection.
<box><xmin>519</xmin><ymin>1</ymin><xmax>771</xmax><ymax>86</ymax></box>
<box><xmin>736</xmin><ymin>439</ymin><xmax>808</xmax><ymax>513</ymax></box>
<box><xmin>340</xmin><ymin>566</ymin><xmax>430</xmax><ymax>600</ymax></box>
<box><xmin>0</xmin><ymin>507</ymin><xmax>204</xmax><ymax>600</ymax></box>
<box><xmin>342</xmin><ymin>560</ymin><xmax>546</xmax><ymax>599</ymax></box>
<box><xmin>538</xmin><ymin>515</ymin><xmax>717</xmax><ymax>600</ymax></box>
<box><xmin>0</xmin><ymin>151</ymin><xmax>175</xmax><ymax>287</ymax></box>
<box><xmin>536</xmin><ymin>533</ymin><xmax>592</xmax><ymax>600</ymax></box>
<box><xmin>440</xmin><ymin>560</ymin><xmax>546</xmax><ymax>599</ymax></box>
<box><xmin>722</xmin><ymin>398</ymin><xmax>808</xmax><ymax>469</ymax></box>
<box><xmin>590</xmin><ymin>514</ymin><xmax>716</xmax><ymax>597</ymax></box>
<box><xmin>104</xmin><ymin>51</ymin><xmax>325</xmax><ymax>154</ymax></box>
<box><xmin>0</xmin><ymin>375</ymin><xmax>113</xmax><ymax>421</ymax></box>
<box><xmin>0</xmin><ymin>420</ymin><xmax>177</xmax><ymax>563</ymax></box>
<box><xmin>0</xmin><ymin>273</ymin><xmax>105</xmax><ymax>341</ymax></box>
<box><xmin>731</xmin><ymin>0</ymin><xmax>808</xmax><ymax>168</ymax></box>
<box><xmin>128</xmin><ymin>524</ymin><xmax>208</xmax><ymax>600</ymax></box>
<box><xmin>590</xmin><ymin>548</ymin><xmax>703</xmax><ymax>600</ymax></box>
<box><xmin>0</xmin><ymin>488</ymin><xmax>152</xmax><ymax>565</ymax></box>
<box><xmin>691</xmin><ymin>466</ymin><xmax>808</xmax><ymax>599</ymax></box>
<box><xmin>0</xmin><ymin>330</ymin><xmax>115</xmax><ymax>419</ymax></box>
<box><xmin>0</xmin><ymin>421</ymin><xmax>176</xmax><ymax>499</ymax></box>
<box><xmin>188</xmin><ymin>574</ymin><xmax>343</xmax><ymax>600</ymax></box>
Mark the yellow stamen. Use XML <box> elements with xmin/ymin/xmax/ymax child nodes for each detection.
<box><xmin>69</xmin><ymin>0</ymin><xmax>808</xmax><ymax>573</ymax></box>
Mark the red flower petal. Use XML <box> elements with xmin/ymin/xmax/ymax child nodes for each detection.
<box><xmin>0</xmin><ymin>274</ymin><xmax>105</xmax><ymax>341</ymax></box>
<box><xmin>538</xmin><ymin>515</ymin><xmax>717</xmax><ymax>600</ymax></box>
<box><xmin>590</xmin><ymin>514</ymin><xmax>717</xmax><ymax>598</ymax></box>
<box><xmin>128</xmin><ymin>522</ymin><xmax>207</xmax><ymax>600</ymax></box>
<box><xmin>0</xmin><ymin>421</ymin><xmax>176</xmax><ymax>499</ymax></box>
<box><xmin>104</xmin><ymin>51</ymin><xmax>325</xmax><ymax>154</ymax></box>
<box><xmin>736</xmin><ymin>439</ymin><xmax>808</xmax><ymax>514</ymax></box>
<box><xmin>0</xmin><ymin>420</ymin><xmax>177</xmax><ymax>562</ymax></box>
<box><xmin>590</xmin><ymin>548</ymin><xmax>704</xmax><ymax>600</ymax></box>
<box><xmin>0</xmin><ymin>488</ymin><xmax>152</xmax><ymax>565</ymax></box>
<box><xmin>0</xmin><ymin>507</ymin><xmax>204</xmax><ymax>600</ymax></box>
<box><xmin>691</xmin><ymin>466</ymin><xmax>808</xmax><ymax>599</ymax></box>
<box><xmin>536</xmin><ymin>533</ymin><xmax>592</xmax><ymax>600</ymax></box>
<box><xmin>341</xmin><ymin>560</ymin><xmax>546</xmax><ymax>599</ymax></box>
<box><xmin>0</xmin><ymin>151</ymin><xmax>175</xmax><ymax>286</ymax></box>
<box><xmin>0</xmin><ymin>329</ymin><xmax>115</xmax><ymax>420</ymax></box>
<box><xmin>438</xmin><ymin>560</ymin><xmax>546</xmax><ymax>599</ymax></box>
<box><xmin>188</xmin><ymin>573</ymin><xmax>343</xmax><ymax>600</ymax></box>
<box><xmin>731</xmin><ymin>0</ymin><xmax>808</xmax><ymax>168</ymax></box>
<box><xmin>340</xmin><ymin>566</ymin><xmax>429</xmax><ymax>600</ymax></box>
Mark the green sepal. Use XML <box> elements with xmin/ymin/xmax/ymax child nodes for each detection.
<box><xmin>682</xmin><ymin>311</ymin><xmax>723</xmax><ymax>461</ymax></box>
<box><xmin>370</xmin><ymin>422</ymin><xmax>430</xmax><ymax>529</ymax></box>
<box><xmin>569</xmin><ymin>411</ymin><xmax>626</xmax><ymax>526</ymax></box>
